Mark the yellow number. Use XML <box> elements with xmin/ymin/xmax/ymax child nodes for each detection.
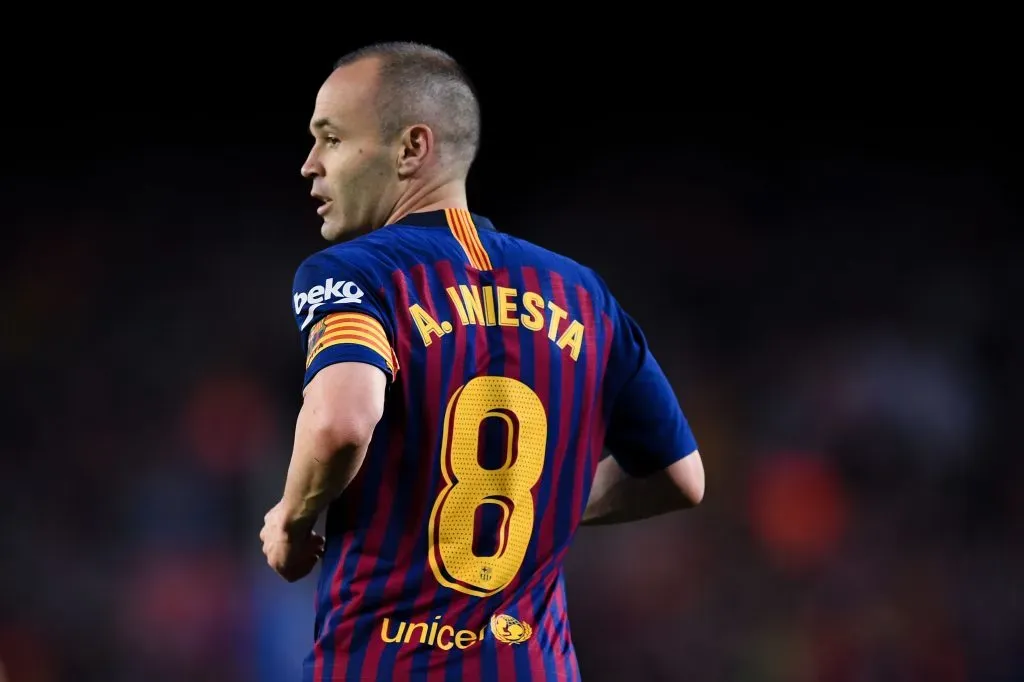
<box><xmin>428</xmin><ymin>376</ymin><xmax>547</xmax><ymax>597</ymax></box>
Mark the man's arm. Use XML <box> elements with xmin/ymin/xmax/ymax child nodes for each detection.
<box><xmin>263</xmin><ymin>248</ymin><xmax>396</xmax><ymax>581</ymax></box>
<box><xmin>275</xmin><ymin>361</ymin><xmax>387</xmax><ymax>535</ymax></box>
<box><xmin>581</xmin><ymin>450</ymin><xmax>704</xmax><ymax>526</ymax></box>
<box><xmin>585</xmin><ymin>284</ymin><xmax>704</xmax><ymax>527</ymax></box>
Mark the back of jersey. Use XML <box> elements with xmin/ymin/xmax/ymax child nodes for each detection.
<box><xmin>293</xmin><ymin>209</ymin><xmax>696</xmax><ymax>682</ymax></box>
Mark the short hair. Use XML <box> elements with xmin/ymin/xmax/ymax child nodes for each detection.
<box><xmin>334</xmin><ymin>42</ymin><xmax>481</xmax><ymax>174</ymax></box>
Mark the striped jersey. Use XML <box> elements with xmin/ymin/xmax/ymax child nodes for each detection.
<box><xmin>291</xmin><ymin>209</ymin><xmax>698</xmax><ymax>681</ymax></box>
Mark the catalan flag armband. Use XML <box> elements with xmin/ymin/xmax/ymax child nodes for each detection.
<box><xmin>305</xmin><ymin>311</ymin><xmax>399</xmax><ymax>380</ymax></box>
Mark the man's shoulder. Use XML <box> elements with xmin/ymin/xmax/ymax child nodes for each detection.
<box><xmin>290</xmin><ymin>238</ymin><xmax>394</xmax><ymax>330</ymax></box>
<box><xmin>502</xmin><ymin>232</ymin><xmax>612</xmax><ymax>296</ymax></box>
<box><xmin>293</xmin><ymin>235</ymin><xmax>395</xmax><ymax>288</ymax></box>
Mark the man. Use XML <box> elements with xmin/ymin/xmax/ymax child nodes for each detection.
<box><xmin>259</xmin><ymin>42</ymin><xmax>705</xmax><ymax>682</ymax></box>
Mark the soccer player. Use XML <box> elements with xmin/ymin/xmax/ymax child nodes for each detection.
<box><xmin>259</xmin><ymin>42</ymin><xmax>705</xmax><ymax>682</ymax></box>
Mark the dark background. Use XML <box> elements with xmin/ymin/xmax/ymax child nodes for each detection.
<box><xmin>0</xmin><ymin>31</ymin><xmax>1020</xmax><ymax>681</ymax></box>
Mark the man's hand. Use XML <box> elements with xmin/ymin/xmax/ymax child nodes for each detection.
<box><xmin>260</xmin><ymin>501</ymin><xmax>325</xmax><ymax>582</ymax></box>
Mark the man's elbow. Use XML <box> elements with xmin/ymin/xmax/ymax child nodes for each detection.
<box><xmin>320</xmin><ymin>412</ymin><xmax>380</xmax><ymax>452</ymax></box>
<box><xmin>684</xmin><ymin>475</ymin><xmax>704</xmax><ymax>507</ymax></box>
<box><xmin>667</xmin><ymin>450</ymin><xmax>705</xmax><ymax>508</ymax></box>
<box><xmin>303</xmin><ymin>398</ymin><xmax>383</xmax><ymax>454</ymax></box>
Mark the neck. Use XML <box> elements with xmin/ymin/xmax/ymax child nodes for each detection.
<box><xmin>384</xmin><ymin>177</ymin><xmax>467</xmax><ymax>226</ymax></box>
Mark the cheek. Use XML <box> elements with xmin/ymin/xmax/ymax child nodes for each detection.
<box><xmin>327</xmin><ymin>146</ymin><xmax>391</xmax><ymax>204</ymax></box>
<box><xmin>324</xmin><ymin>155</ymin><xmax>357</xmax><ymax>193</ymax></box>
<box><xmin>350</xmin><ymin>153</ymin><xmax>390</xmax><ymax>188</ymax></box>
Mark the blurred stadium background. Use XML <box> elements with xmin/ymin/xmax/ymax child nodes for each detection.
<box><xmin>1</xmin><ymin>33</ymin><xmax>1019</xmax><ymax>681</ymax></box>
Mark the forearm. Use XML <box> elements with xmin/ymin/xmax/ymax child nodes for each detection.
<box><xmin>581</xmin><ymin>454</ymin><xmax>698</xmax><ymax>526</ymax></box>
<box><xmin>278</xmin><ymin>402</ymin><xmax>370</xmax><ymax>534</ymax></box>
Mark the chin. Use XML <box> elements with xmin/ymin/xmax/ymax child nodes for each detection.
<box><xmin>320</xmin><ymin>219</ymin><xmax>350</xmax><ymax>242</ymax></box>
<box><xmin>320</xmin><ymin>221</ymin><xmax>340</xmax><ymax>241</ymax></box>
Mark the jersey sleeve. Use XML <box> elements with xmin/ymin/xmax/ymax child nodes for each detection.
<box><xmin>291</xmin><ymin>248</ymin><xmax>399</xmax><ymax>388</ymax></box>
<box><xmin>602</xmin><ymin>299</ymin><xmax>697</xmax><ymax>477</ymax></box>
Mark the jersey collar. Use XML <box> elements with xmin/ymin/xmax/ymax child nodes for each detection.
<box><xmin>388</xmin><ymin>209</ymin><xmax>496</xmax><ymax>231</ymax></box>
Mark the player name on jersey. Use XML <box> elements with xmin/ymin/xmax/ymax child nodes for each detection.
<box><xmin>408</xmin><ymin>283</ymin><xmax>586</xmax><ymax>361</ymax></box>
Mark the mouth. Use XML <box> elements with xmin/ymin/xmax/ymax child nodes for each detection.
<box><xmin>312</xmin><ymin>192</ymin><xmax>333</xmax><ymax>216</ymax></box>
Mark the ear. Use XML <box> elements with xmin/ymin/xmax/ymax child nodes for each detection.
<box><xmin>396</xmin><ymin>123</ymin><xmax>433</xmax><ymax>177</ymax></box>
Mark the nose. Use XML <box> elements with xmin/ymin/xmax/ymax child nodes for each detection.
<box><xmin>301</xmin><ymin>148</ymin><xmax>323</xmax><ymax>179</ymax></box>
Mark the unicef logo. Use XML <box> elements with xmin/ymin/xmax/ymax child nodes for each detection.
<box><xmin>489</xmin><ymin>614</ymin><xmax>533</xmax><ymax>644</ymax></box>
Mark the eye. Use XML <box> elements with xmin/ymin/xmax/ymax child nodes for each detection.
<box><xmin>325</xmin><ymin>135</ymin><xmax>340</xmax><ymax>147</ymax></box>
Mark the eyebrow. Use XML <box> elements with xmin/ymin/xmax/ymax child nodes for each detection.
<box><xmin>311</xmin><ymin>117</ymin><xmax>335</xmax><ymax>133</ymax></box>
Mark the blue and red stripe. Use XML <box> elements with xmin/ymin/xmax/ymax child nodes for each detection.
<box><xmin>423</xmin><ymin>260</ymin><xmax>473</xmax><ymax>682</ymax></box>
<box><xmin>308</xmin><ymin>251</ymin><xmax>613</xmax><ymax>680</ymax></box>
<box><xmin>391</xmin><ymin>263</ymin><xmax>462</xmax><ymax>679</ymax></box>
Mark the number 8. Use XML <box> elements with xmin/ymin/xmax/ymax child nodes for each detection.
<box><xmin>428</xmin><ymin>376</ymin><xmax>548</xmax><ymax>597</ymax></box>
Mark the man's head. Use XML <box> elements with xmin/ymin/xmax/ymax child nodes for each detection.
<box><xmin>300</xmin><ymin>42</ymin><xmax>481</xmax><ymax>241</ymax></box>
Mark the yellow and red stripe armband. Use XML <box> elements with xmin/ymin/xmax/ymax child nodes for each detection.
<box><xmin>306</xmin><ymin>311</ymin><xmax>399</xmax><ymax>378</ymax></box>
